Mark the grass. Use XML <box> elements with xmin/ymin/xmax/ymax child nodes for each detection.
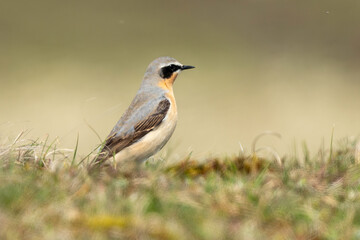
<box><xmin>0</xmin><ymin>134</ymin><xmax>360</xmax><ymax>240</ymax></box>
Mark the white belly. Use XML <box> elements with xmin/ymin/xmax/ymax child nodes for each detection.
<box><xmin>113</xmin><ymin>102</ymin><xmax>177</xmax><ymax>166</ymax></box>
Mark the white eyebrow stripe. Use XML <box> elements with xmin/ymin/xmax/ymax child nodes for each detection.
<box><xmin>159</xmin><ymin>61</ymin><xmax>182</xmax><ymax>69</ymax></box>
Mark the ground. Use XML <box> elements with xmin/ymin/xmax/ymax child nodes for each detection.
<box><xmin>0</xmin><ymin>134</ymin><xmax>360</xmax><ymax>240</ymax></box>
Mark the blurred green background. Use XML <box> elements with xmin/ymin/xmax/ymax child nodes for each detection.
<box><xmin>1</xmin><ymin>0</ymin><xmax>359</xmax><ymax>160</ymax></box>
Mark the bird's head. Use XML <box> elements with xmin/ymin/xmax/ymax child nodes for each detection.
<box><xmin>142</xmin><ymin>56</ymin><xmax>195</xmax><ymax>90</ymax></box>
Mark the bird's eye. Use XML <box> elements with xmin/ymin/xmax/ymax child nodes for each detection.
<box><xmin>159</xmin><ymin>64</ymin><xmax>181</xmax><ymax>79</ymax></box>
<box><xmin>169</xmin><ymin>64</ymin><xmax>181</xmax><ymax>72</ymax></box>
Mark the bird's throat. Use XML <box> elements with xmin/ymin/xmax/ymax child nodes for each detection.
<box><xmin>158</xmin><ymin>73</ymin><xmax>178</xmax><ymax>91</ymax></box>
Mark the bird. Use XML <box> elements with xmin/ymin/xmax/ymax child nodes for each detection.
<box><xmin>90</xmin><ymin>56</ymin><xmax>194</xmax><ymax>171</ymax></box>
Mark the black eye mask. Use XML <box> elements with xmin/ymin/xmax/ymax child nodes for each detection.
<box><xmin>159</xmin><ymin>64</ymin><xmax>182</xmax><ymax>79</ymax></box>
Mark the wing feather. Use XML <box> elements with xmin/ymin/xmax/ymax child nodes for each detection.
<box><xmin>92</xmin><ymin>98</ymin><xmax>170</xmax><ymax>165</ymax></box>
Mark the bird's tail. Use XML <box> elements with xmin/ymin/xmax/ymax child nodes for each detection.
<box><xmin>87</xmin><ymin>147</ymin><xmax>110</xmax><ymax>174</ymax></box>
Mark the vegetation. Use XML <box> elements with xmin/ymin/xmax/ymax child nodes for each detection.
<box><xmin>0</xmin><ymin>133</ymin><xmax>360</xmax><ymax>240</ymax></box>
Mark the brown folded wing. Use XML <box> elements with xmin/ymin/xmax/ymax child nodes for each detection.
<box><xmin>92</xmin><ymin>98</ymin><xmax>170</xmax><ymax>165</ymax></box>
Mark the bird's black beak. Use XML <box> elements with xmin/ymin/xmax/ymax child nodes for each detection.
<box><xmin>181</xmin><ymin>65</ymin><xmax>195</xmax><ymax>70</ymax></box>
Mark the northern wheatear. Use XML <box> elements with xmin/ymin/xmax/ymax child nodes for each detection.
<box><xmin>91</xmin><ymin>56</ymin><xmax>194</xmax><ymax>169</ymax></box>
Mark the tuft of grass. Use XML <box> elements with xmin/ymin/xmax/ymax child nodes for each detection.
<box><xmin>72</xmin><ymin>133</ymin><xmax>80</xmax><ymax>166</ymax></box>
<box><xmin>0</xmin><ymin>134</ymin><xmax>359</xmax><ymax>239</ymax></box>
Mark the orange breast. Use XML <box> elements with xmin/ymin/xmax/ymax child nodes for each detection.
<box><xmin>157</xmin><ymin>72</ymin><xmax>178</xmax><ymax>118</ymax></box>
<box><xmin>157</xmin><ymin>73</ymin><xmax>178</xmax><ymax>91</ymax></box>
